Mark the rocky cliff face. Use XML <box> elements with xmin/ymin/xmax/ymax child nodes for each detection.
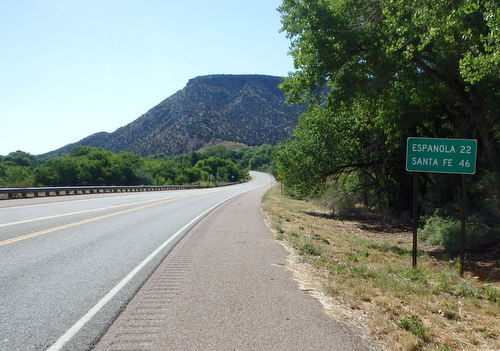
<box><xmin>44</xmin><ymin>74</ymin><xmax>304</xmax><ymax>157</ymax></box>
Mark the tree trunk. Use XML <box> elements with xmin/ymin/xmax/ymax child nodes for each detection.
<box><xmin>470</xmin><ymin>109</ymin><xmax>499</xmax><ymax>172</ymax></box>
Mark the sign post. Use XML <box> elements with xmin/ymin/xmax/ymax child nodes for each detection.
<box><xmin>412</xmin><ymin>173</ymin><xmax>418</xmax><ymax>267</ymax></box>
<box><xmin>406</xmin><ymin>137</ymin><xmax>477</xmax><ymax>274</ymax></box>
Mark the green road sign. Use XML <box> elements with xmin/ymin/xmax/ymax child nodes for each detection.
<box><xmin>406</xmin><ymin>137</ymin><xmax>477</xmax><ymax>174</ymax></box>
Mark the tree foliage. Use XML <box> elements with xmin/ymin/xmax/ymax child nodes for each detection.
<box><xmin>276</xmin><ymin>0</ymin><xmax>499</xmax><ymax>223</ymax></box>
<box><xmin>0</xmin><ymin>145</ymin><xmax>275</xmax><ymax>188</ymax></box>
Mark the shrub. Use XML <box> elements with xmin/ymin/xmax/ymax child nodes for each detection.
<box><xmin>419</xmin><ymin>216</ymin><xmax>459</xmax><ymax>245</ymax></box>
<box><xmin>316</xmin><ymin>175</ymin><xmax>361</xmax><ymax>215</ymax></box>
<box><xmin>419</xmin><ymin>214</ymin><xmax>498</xmax><ymax>257</ymax></box>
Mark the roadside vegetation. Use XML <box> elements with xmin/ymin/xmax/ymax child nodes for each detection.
<box><xmin>275</xmin><ymin>0</ymin><xmax>499</xmax><ymax>263</ymax></box>
<box><xmin>263</xmin><ymin>186</ymin><xmax>499</xmax><ymax>350</ymax></box>
<box><xmin>272</xmin><ymin>2</ymin><xmax>500</xmax><ymax>341</ymax></box>
<box><xmin>0</xmin><ymin>144</ymin><xmax>274</xmax><ymax>188</ymax></box>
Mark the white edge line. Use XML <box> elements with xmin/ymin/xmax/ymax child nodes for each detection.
<box><xmin>46</xmin><ymin>187</ymin><xmax>256</xmax><ymax>351</ymax></box>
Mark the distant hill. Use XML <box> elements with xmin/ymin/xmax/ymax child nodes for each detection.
<box><xmin>43</xmin><ymin>74</ymin><xmax>304</xmax><ymax>157</ymax></box>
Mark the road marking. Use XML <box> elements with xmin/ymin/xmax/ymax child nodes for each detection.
<box><xmin>0</xmin><ymin>192</ymin><xmax>154</xmax><ymax>210</ymax></box>
<box><xmin>0</xmin><ymin>197</ymin><xmax>181</xmax><ymax>228</ymax></box>
<box><xmin>46</xmin><ymin>190</ymin><xmax>250</xmax><ymax>351</ymax></box>
<box><xmin>0</xmin><ymin>187</ymin><xmax>217</xmax><ymax>211</ymax></box>
<box><xmin>0</xmin><ymin>191</ymin><xmax>212</xmax><ymax>247</ymax></box>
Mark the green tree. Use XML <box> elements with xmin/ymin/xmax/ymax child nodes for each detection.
<box><xmin>143</xmin><ymin>158</ymin><xmax>178</xmax><ymax>185</ymax></box>
<box><xmin>3</xmin><ymin>151</ymin><xmax>37</xmax><ymax>167</ymax></box>
<box><xmin>277</xmin><ymin>0</ymin><xmax>499</xmax><ymax>208</ymax></box>
<box><xmin>6</xmin><ymin>145</ymin><xmax>253</xmax><ymax>188</ymax></box>
<box><xmin>238</xmin><ymin>144</ymin><xmax>275</xmax><ymax>172</ymax></box>
<box><xmin>0</xmin><ymin>166</ymin><xmax>34</xmax><ymax>187</ymax></box>
<box><xmin>39</xmin><ymin>156</ymin><xmax>80</xmax><ymax>186</ymax></box>
<box><xmin>108</xmin><ymin>152</ymin><xmax>143</xmax><ymax>185</ymax></box>
<box><xmin>382</xmin><ymin>0</ymin><xmax>500</xmax><ymax>171</ymax></box>
<box><xmin>194</xmin><ymin>157</ymin><xmax>227</xmax><ymax>179</ymax></box>
<box><xmin>200</xmin><ymin>145</ymin><xmax>234</xmax><ymax>159</ymax></box>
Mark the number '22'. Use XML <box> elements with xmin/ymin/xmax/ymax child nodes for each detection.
<box><xmin>460</xmin><ymin>146</ymin><xmax>472</xmax><ymax>154</ymax></box>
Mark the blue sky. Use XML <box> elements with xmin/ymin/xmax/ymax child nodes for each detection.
<box><xmin>0</xmin><ymin>0</ymin><xmax>294</xmax><ymax>156</ymax></box>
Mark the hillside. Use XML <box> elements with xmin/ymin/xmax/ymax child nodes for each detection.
<box><xmin>44</xmin><ymin>75</ymin><xmax>304</xmax><ymax>157</ymax></box>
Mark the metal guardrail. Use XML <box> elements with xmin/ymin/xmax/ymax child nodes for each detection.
<box><xmin>0</xmin><ymin>183</ymin><xmax>238</xmax><ymax>200</ymax></box>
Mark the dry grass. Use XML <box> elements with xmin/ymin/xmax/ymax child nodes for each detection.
<box><xmin>262</xmin><ymin>186</ymin><xmax>499</xmax><ymax>351</ymax></box>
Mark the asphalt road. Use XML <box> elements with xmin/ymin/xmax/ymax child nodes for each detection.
<box><xmin>94</xmin><ymin>175</ymin><xmax>373</xmax><ymax>351</ymax></box>
<box><xmin>0</xmin><ymin>172</ymin><xmax>272</xmax><ymax>351</ymax></box>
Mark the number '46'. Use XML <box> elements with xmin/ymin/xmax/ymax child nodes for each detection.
<box><xmin>459</xmin><ymin>160</ymin><xmax>470</xmax><ymax>167</ymax></box>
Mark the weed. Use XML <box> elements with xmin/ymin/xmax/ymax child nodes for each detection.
<box><xmin>289</xmin><ymin>231</ymin><xmax>300</xmax><ymax>238</ymax></box>
<box><xmin>397</xmin><ymin>315</ymin><xmax>427</xmax><ymax>339</ymax></box>
<box><xmin>274</xmin><ymin>224</ymin><xmax>285</xmax><ymax>234</ymax></box>
<box><xmin>299</xmin><ymin>225</ymin><xmax>305</xmax><ymax>230</ymax></box>
<box><xmin>440</xmin><ymin>302</ymin><xmax>460</xmax><ymax>320</ymax></box>
<box><xmin>434</xmin><ymin>344</ymin><xmax>453</xmax><ymax>351</ymax></box>
<box><xmin>347</xmin><ymin>253</ymin><xmax>359</xmax><ymax>262</ymax></box>
<box><xmin>441</xmin><ymin>307</ymin><xmax>460</xmax><ymax>321</ymax></box>
<box><xmin>346</xmin><ymin>250</ymin><xmax>370</xmax><ymax>263</ymax></box>
<box><xmin>444</xmin><ymin>302</ymin><xmax>457</xmax><ymax>311</ymax></box>
<box><xmin>477</xmin><ymin>326</ymin><xmax>494</xmax><ymax>338</ymax></box>
<box><xmin>399</xmin><ymin>267</ymin><xmax>428</xmax><ymax>286</ymax></box>
<box><xmin>436</xmin><ymin>272</ymin><xmax>453</xmax><ymax>294</ymax></box>
<box><xmin>351</xmin><ymin>265</ymin><xmax>369</xmax><ymax>280</ymax></box>
<box><xmin>299</xmin><ymin>243</ymin><xmax>322</xmax><ymax>256</ymax></box>
<box><xmin>334</xmin><ymin>263</ymin><xmax>349</xmax><ymax>274</ymax></box>
<box><xmin>312</xmin><ymin>234</ymin><xmax>330</xmax><ymax>245</ymax></box>
<box><xmin>484</xmin><ymin>285</ymin><xmax>498</xmax><ymax>303</ymax></box>
<box><xmin>369</xmin><ymin>243</ymin><xmax>410</xmax><ymax>256</ymax></box>
<box><xmin>455</xmin><ymin>281</ymin><xmax>481</xmax><ymax>299</ymax></box>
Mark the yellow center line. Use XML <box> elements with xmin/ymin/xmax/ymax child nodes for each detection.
<box><xmin>0</xmin><ymin>191</ymin><xmax>212</xmax><ymax>248</ymax></box>
<box><xmin>0</xmin><ymin>189</ymin><xmax>218</xmax><ymax>228</ymax></box>
<box><xmin>0</xmin><ymin>197</ymin><xmax>177</xmax><ymax>228</ymax></box>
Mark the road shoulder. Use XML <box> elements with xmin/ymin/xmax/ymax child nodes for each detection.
<box><xmin>94</xmin><ymin>185</ymin><xmax>376</xmax><ymax>350</ymax></box>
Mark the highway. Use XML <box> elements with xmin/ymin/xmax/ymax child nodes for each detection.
<box><xmin>0</xmin><ymin>172</ymin><xmax>272</xmax><ymax>351</ymax></box>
